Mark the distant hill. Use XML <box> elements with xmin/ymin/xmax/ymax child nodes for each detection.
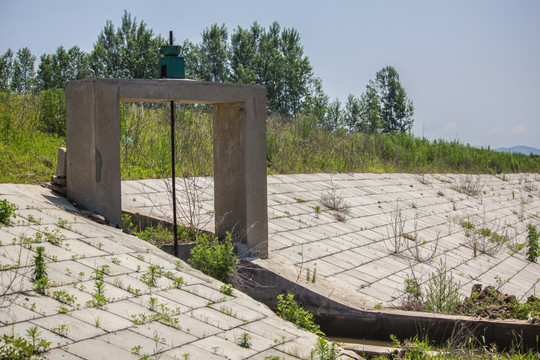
<box><xmin>495</xmin><ymin>145</ymin><xmax>540</xmax><ymax>156</ymax></box>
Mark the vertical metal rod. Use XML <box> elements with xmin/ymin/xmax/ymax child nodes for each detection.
<box><xmin>169</xmin><ymin>30</ymin><xmax>179</xmax><ymax>257</ymax></box>
<box><xmin>171</xmin><ymin>101</ymin><xmax>178</xmax><ymax>257</ymax></box>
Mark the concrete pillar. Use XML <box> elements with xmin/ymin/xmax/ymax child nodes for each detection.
<box><xmin>213</xmin><ymin>103</ymin><xmax>247</xmax><ymax>241</ymax></box>
<box><xmin>244</xmin><ymin>95</ymin><xmax>268</xmax><ymax>258</ymax></box>
<box><xmin>65</xmin><ymin>80</ymin><xmax>121</xmax><ymax>226</ymax></box>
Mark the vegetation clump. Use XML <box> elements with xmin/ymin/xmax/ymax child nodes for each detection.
<box><xmin>0</xmin><ymin>199</ymin><xmax>17</xmax><ymax>225</ymax></box>
<box><xmin>453</xmin><ymin>285</ymin><xmax>540</xmax><ymax>323</ymax></box>
<box><xmin>526</xmin><ymin>224</ymin><xmax>539</xmax><ymax>262</ymax></box>
<box><xmin>0</xmin><ymin>331</ymin><xmax>50</xmax><ymax>359</ymax></box>
<box><xmin>276</xmin><ymin>292</ymin><xmax>324</xmax><ymax>336</ymax></box>
<box><xmin>310</xmin><ymin>337</ymin><xmax>339</xmax><ymax>360</ymax></box>
<box><xmin>32</xmin><ymin>246</ymin><xmax>48</xmax><ymax>294</ymax></box>
<box><xmin>188</xmin><ymin>232</ymin><xmax>237</xmax><ymax>283</ymax></box>
<box><xmin>401</xmin><ymin>262</ymin><xmax>461</xmax><ymax>314</ymax></box>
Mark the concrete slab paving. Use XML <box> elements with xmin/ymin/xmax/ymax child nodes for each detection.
<box><xmin>123</xmin><ymin>173</ymin><xmax>540</xmax><ymax>313</ymax></box>
<box><xmin>0</xmin><ymin>185</ymin><xmax>320</xmax><ymax>359</ymax></box>
<box><xmin>3</xmin><ymin>174</ymin><xmax>539</xmax><ymax>357</ymax></box>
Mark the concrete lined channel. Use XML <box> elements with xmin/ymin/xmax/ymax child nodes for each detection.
<box><xmin>124</xmin><ymin>173</ymin><xmax>540</xmax><ymax>352</ymax></box>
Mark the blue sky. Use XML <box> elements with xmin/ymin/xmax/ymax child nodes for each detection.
<box><xmin>1</xmin><ymin>0</ymin><xmax>539</xmax><ymax>149</ymax></box>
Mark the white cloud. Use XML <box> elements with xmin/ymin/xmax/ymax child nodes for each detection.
<box><xmin>443</xmin><ymin>122</ymin><xmax>457</xmax><ymax>132</ymax></box>
<box><xmin>511</xmin><ymin>124</ymin><xmax>526</xmax><ymax>134</ymax></box>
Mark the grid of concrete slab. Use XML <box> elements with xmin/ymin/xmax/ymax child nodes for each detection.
<box><xmin>123</xmin><ymin>173</ymin><xmax>540</xmax><ymax>310</ymax></box>
<box><xmin>0</xmin><ymin>184</ymin><xmax>319</xmax><ymax>359</ymax></box>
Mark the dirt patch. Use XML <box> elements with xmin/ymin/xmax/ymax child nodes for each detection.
<box><xmin>453</xmin><ymin>284</ymin><xmax>540</xmax><ymax>323</ymax></box>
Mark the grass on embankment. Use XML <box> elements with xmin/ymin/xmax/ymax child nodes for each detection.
<box><xmin>0</xmin><ymin>130</ymin><xmax>64</xmax><ymax>184</ymax></box>
<box><xmin>1</xmin><ymin>91</ymin><xmax>540</xmax><ymax>184</ymax></box>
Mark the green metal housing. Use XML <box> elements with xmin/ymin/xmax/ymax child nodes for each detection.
<box><xmin>158</xmin><ymin>45</ymin><xmax>185</xmax><ymax>79</ymax></box>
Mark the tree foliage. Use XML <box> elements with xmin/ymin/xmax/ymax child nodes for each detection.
<box><xmin>371</xmin><ymin>65</ymin><xmax>414</xmax><ymax>133</ymax></box>
<box><xmin>10</xmin><ymin>47</ymin><xmax>36</xmax><ymax>94</ymax></box>
<box><xmin>186</xmin><ymin>21</ymin><xmax>317</xmax><ymax>118</ymax></box>
<box><xmin>192</xmin><ymin>23</ymin><xmax>231</xmax><ymax>82</ymax></box>
<box><xmin>37</xmin><ymin>46</ymin><xmax>89</xmax><ymax>90</ymax></box>
<box><xmin>1</xmin><ymin>12</ymin><xmax>418</xmax><ymax>132</ymax></box>
<box><xmin>89</xmin><ymin>10</ymin><xmax>165</xmax><ymax>79</ymax></box>
<box><xmin>0</xmin><ymin>49</ymin><xmax>13</xmax><ymax>92</ymax></box>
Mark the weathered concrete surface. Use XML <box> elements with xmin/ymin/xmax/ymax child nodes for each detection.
<box><xmin>123</xmin><ymin>173</ymin><xmax>540</xmax><ymax>312</ymax></box>
<box><xmin>0</xmin><ymin>184</ymin><xmax>318</xmax><ymax>359</ymax></box>
<box><xmin>65</xmin><ymin>78</ymin><xmax>268</xmax><ymax>257</ymax></box>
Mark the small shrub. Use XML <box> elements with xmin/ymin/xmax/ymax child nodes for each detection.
<box><xmin>424</xmin><ymin>261</ymin><xmax>461</xmax><ymax>313</ymax></box>
<box><xmin>52</xmin><ymin>290</ymin><xmax>76</xmax><ymax>305</ymax></box>
<box><xmin>173</xmin><ymin>277</ymin><xmax>184</xmax><ymax>289</ymax></box>
<box><xmin>141</xmin><ymin>265</ymin><xmax>163</xmax><ymax>288</ymax></box>
<box><xmin>220</xmin><ymin>284</ymin><xmax>233</xmax><ymax>296</ymax></box>
<box><xmin>314</xmin><ymin>205</ymin><xmax>321</xmax><ymax>218</ymax></box>
<box><xmin>33</xmin><ymin>278</ymin><xmax>49</xmax><ymax>295</ymax></box>
<box><xmin>237</xmin><ymin>332</ymin><xmax>251</xmax><ymax>349</ymax></box>
<box><xmin>188</xmin><ymin>232</ymin><xmax>237</xmax><ymax>283</ymax></box>
<box><xmin>93</xmin><ymin>265</ymin><xmax>110</xmax><ymax>280</ymax></box>
<box><xmin>276</xmin><ymin>292</ymin><xmax>324</xmax><ymax>336</ymax></box>
<box><xmin>32</xmin><ymin>247</ymin><xmax>47</xmax><ymax>281</ymax></box>
<box><xmin>0</xmin><ymin>199</ymin><xmax>17</xmax><ymax>225</ymax></box>
<box><xmin>137</xmin><ymin>224</ymin><xmax>174</xmax><ymax>245</ymax></box>
<box><xmin>310</xmin><ymin>337</ymin><xmax>339</xmax><ymax>360</ymax></box>
<box><xmin>320</xmin><ymin>180</ymin><xmax>350</xmax><ymax>214</ymax></box>
<box><xmin>32</xmin><ymin>247</ymin><xmax>48</xmax><ymax>294</ymax></box>
<box><xmin>527</xmin><ymin>224</ymin><xmax>539</xmax><ymax>262</ymax></box>
<box><xmin>454</xmin><ymin>175</ymin><xmax>484</xmax><ymax>197</ymax></box>
<box><xmin>86</xmin><ymin>281</ymin><xmax>107</xmax><ymax>308</ymax></box>
<box><xmin>390</xmin><ymin>334</ymin><xmax>433</xmax><ymax>360</ymax></box>
<box><xmin>0</xmin><ymin>332</ymin><xmax>50</xmax><ymax>359</ymax></box>
<box><xmin>405</xmin><ymin>278</ymin><xmax>422</xmax><ymax>299</ymax></box>
<box><xmin>401</xmin><ymin>276</ymin><xmax>425</xmax><ymax>311</ymax></box>
<box><xmin>121</xmin><ymin>213</ymin><xmax>136</xmax><ymax>233</ymax></box>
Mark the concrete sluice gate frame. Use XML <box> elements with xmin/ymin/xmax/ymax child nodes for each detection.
<box><xmin>65</xmin><ymin>78</ymin><xmax>268</xmax><ymax>258</ymax></box>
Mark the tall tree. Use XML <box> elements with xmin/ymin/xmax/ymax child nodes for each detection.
<box><xmin>195</xmin><ymin>23</ymin><xmax>230</xmax><ymax>82</ymax></box>
<box><xmin>344</xmin><ymin>94</ymin><xmax>361</xmax><ymax>131</ymax></box>
<box><xmin>90</xmin><ymin>11</ymin><xmax>164</xmax><ymax>79</ymax></box>
<box><xmin>230</xmin><ymin>24</ymin><xmax>258</xmax><ymax>84</ymax></box>
<box><xmin>90</xmin><ymin>20</ymin><xmax>122</xmax><ymax>78</ymax></box>
<box><xmin>323</xmin><ymin>98</ymin><xmax>344</xmax><ymax>131</ymax></box>
<box><xmin>302</xmin><ymin>76</ymin><xmax>329</xmax><ymax>122</ymax></box>
<box><xmin>358</xmin><ymin>84</ymin><xmax>382</xmax><ymax>134</ymax></box>
<box><xmin>278</xmin><ymin>27</ymin><xmax>313</xmax><ymax>118</ymax></box>
<box><xmin>66</xmin><ymin>46</ymin><xmax>90</xmax><ymax>80</ymax></box>
<box><xmin>253</xmin><ymin>22</ymin><xmax>283</xmax><ymax>114</ymax></box>
<box><xmin>0</xmin><ymin>49</ymin><xmax>13</xmax><ymax>91</ymax></box>
<box><xmin>10</xmin><ymin>47</ymin><xmax>36</xmax><ymax>93</ymax></box>
<box><xmin>37</xmin><ymin>46</ymin><xmax>90</xmax><ymax>90</ymax></box>
<box><xmin>371</xmin><ymin>66</ymin><xmax>414</xmax><ymax>133</ymax></box>
<box><xmin>182</xmin><ymin>39</ymin><xmax>199</xmax><ymax>80</ymax></box>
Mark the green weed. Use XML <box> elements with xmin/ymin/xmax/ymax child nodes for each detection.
<box><xmin>424</xmin><ymin>260</ymin><xmax>461</xmax><ymax>313</ymax></box>
<box><xmin>32</xmin><ymin>246</ymin><xmax>48</xmax><ymax>294</ymax></box>
<box><xmin>527</xmin><ymin>224</ymin><xmax>539</xmax><ymax>262</ymax></box>
<box><xmin>188</xmin><ymin>232</ymin><xmax>237</xmax><ymax>283</ymax></box>
<box><xmin>237</xmin><ymin>332</ymin><xmax>251</xmax><ymax>349</ymax></box>
<box><xmin>0</xmin><ymin>331</ymin><xmax>50</xmax><ymax>359</ymax></box>
<box><xmin>141</xmin><ymin>265</ymin><xmax>163</xmax><ymax>288</ymax></box>
<box><xmin>310</xmin><ymin>337</ymin><xmax>338</xmax><ymax>360</ymax></box>
<box><xmin>276</xmin><ymin>292</ymin><xmax>324</xmax><ymax>336</ymax></box>
<box><xmin>0</xmin><ymin>199</ymin><xmax>17</xmax><ymax>225</ymax></box>
<box><xmin>220</xmin><ymin>283</ymin><xmax>233</xmax><ymax>296</ymax></box>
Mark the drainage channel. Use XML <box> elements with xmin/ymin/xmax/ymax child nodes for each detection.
<box><xmin>124</xmin><ymin>211</ymin><xmax>539</xmax><ymax>353</ymax></box>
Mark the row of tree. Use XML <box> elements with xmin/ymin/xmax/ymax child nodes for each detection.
<box><xmin>0</xmin><ymin>11</ymin><xmax>414</xmax><ymax>133</ymax></box>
